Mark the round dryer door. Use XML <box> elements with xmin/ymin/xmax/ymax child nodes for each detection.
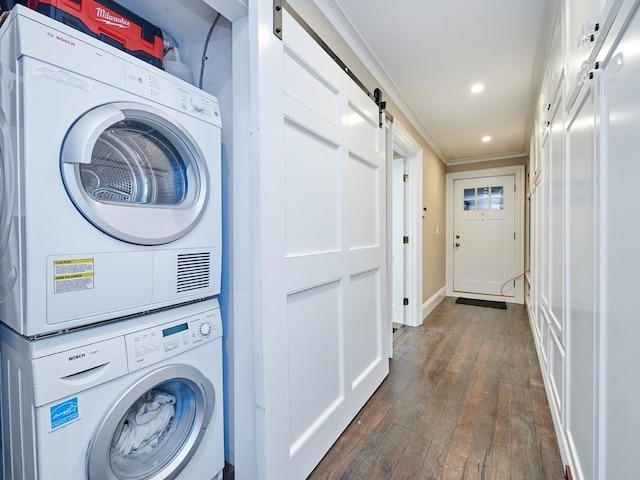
<box><xmin>61</xmin><ymin>102</ymin><xmax>209</xmax><ymax>245</ymax></box>
<box><xmin>0</xmin><ymin>109</ymin><xmax>17</xmax><ymax>302</ymax></box>
<box><xmin>86</xmin><ymin>364</ymin><xmax>215</xmax><ymax>480</ymax></box>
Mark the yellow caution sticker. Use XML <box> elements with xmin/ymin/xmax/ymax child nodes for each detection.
<box><xmin>54</xmin><ymin>258</ymin><xmax>94</xmax><ymax>294</ymax></box>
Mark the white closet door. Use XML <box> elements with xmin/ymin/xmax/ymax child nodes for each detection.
<box><xmin>601</xmin><ymin>2</ymin><xmax>640</xmax><ymax>477</ymax></box>
<box><xmin>565</xmin><ymin>75</ymin><xmax>599</xmax><ymax>480</ymax></box>
<box><xmin>258</xmin><ymin>10</ymin><xmax>389</xmax><ymax>479</ymax></box>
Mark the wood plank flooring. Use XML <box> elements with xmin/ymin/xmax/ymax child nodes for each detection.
<box><xmin>307</xmin><ymin>297</ymin><xmax>565</xmax><ymax>480</ymax></box>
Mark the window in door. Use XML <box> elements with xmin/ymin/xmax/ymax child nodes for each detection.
<box><xmin>463</xmin><ymin>185</ymin><xmax>504</xmax><ymax>211</ymax></box>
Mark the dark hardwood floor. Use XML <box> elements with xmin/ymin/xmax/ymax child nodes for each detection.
<box><xmin>308</xmin><ymin>297</ymin><xmax>565</xmax><ymax>479</ymax></box>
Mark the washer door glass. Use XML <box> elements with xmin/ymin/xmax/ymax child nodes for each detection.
<box><xmin>61</xmin><ymin>102</ymin><xmax>210</xmax><ymax>246</ymax></box>
<box><xmin>87</xmin><ymin>365</ymin><xmax>215</xmax><ymax>480</ymax></box>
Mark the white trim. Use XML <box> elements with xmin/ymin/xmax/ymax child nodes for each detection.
<box><xmin>391</xmin><ymin>121</ymin><xmax>423</xmax><ymax>327</ymax></box>
<box><xmin>392</xmin><ymin>121</ymin><xmax>422</xmax><ymax>156</ymax></box>
<box><xmin>447</xmin><ymin>152</ymin><xmax>527</xmax><ymax>167</ymax></box>
<box><xmin>445</xmin><ymin>165</ymin><xmax>526</xmax><ymax>304</ymax></box>
<box><xmin>422</xmin><ymin>286</ymin><xmax>446</xmax><ymax>321</ymax></box>
<box><xmin>385</xmin><ymin>117</ymin><xmax>394</xmax><ymax>357</ymax></box>
<box><xmin>229</xmin><ymin>12</ymin><xmax>257</xmax><ymax>478</ymax></box>
<box><xmin>201</xmin><ymin>0</ymin><xmax>247</xmax><ymax>22</ymax></box>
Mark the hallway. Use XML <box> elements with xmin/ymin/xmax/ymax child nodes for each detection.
<box><xmin>308</xmin><ymin>298</ymin><xmax>565</xmax><ymax>479</ymax></box>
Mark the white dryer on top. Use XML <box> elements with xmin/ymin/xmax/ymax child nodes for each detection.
<box><xmin>0</xmin><ymin>6</ymin><xmax>223</xmax><ymax>337</ymax></box>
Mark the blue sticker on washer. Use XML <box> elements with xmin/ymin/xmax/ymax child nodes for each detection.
<box><xmin>50</xmin><ymin>397</ymin><xmax>79</xmax><ymax>430</ymax></box>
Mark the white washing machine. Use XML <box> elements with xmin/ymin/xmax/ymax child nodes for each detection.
<box><xmin>0</xmin><ymin>5</ymin><xmax>222</xmax><ymax>337</ymax></box>
<box><xmin>0</xmin><ymin>298</ymin><xmax>224</xmax><ymax>480</ymax></box>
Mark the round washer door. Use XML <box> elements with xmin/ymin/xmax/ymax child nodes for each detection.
<box><xmin>61</xmin><ymin>102</ymin><xmax>209</xmax><ymax>245</ymax></box>
<box><xmin>86</xmin><ymin>364</ymin><xmax>215</xmax><ymax>480</ymax></box>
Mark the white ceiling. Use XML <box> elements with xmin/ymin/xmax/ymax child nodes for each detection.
<box><xmin>328</xmin><ymin>0</ymin><xmax>554</xmax><ymax>164</ymax></box>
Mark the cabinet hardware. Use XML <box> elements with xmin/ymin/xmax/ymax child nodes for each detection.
<box><xmin>577</xmin><ymin>60</ymin><xmax>598</xmax><ymax>88</ymax></box>
<box><xmin>579</xmin><ymin>21</ymin><xmax>599</xmax><ymax>49</ymax></box>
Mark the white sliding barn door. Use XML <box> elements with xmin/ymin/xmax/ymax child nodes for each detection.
<box><xmin>258</xmin><ymin>11</ymin><xmax>389</xmax><ymax>479</ymax></box>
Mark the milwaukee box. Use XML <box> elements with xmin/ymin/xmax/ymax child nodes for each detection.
<box><xmin>27</xmin><ymin>0</ymin><xmax>163</xmax><ymax>68</ymax></box>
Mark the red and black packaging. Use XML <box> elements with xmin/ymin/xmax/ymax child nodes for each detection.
<box><xmin>27</xmin><ymin>0</ymin><xmax>163</xmax><ymax>68</ymax></box>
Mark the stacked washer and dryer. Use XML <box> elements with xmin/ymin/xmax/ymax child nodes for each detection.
<box><xmin>0</xmin><ymin>4</ymin><xmax>225</xmax><ymax>480</ymax></box>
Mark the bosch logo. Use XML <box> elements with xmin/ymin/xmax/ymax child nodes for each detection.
<box><xmin>68</xmin><ymin>353</ymin><xmax>85</xmax><ymax>362</ymax></box>
<box><xmin>54</xmin><ymin>35</ymin><xmax>75</xmax><ymax>46</ymax></box>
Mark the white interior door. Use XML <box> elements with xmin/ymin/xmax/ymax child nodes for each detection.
<box><xmin>258</xmin><ymin>11</ymin><xmax>389</xmax><ymax>479</ymax></box>
<box><xmin>391</xmin><ymin>156</ymin><xmax>406</xmax><ymax>325</ymax></box>
<box><xmin>452</xmin><ymin>175</ymin><xmax>515</xmax><ymax>296</ymax></box>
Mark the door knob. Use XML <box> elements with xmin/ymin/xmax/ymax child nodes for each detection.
<box><xmin>455</xmin><ymin>242</ymin><xmax>460</xmax><ymax>247</ymax></box>
<box><xmin>455</xmin><ymin>234</ymin><xmax>460</xmax><ymax>239</ymax></box>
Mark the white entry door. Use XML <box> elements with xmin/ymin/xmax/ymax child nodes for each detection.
<box><xmin>452</xmin><ymin>175</ymin><xmax>516</xmax><ymax>296</ymax></box>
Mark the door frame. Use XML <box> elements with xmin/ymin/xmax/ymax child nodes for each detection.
<box><xmin>389</xmin><ymin>121</ymin><xmax>423</xmax><ymax>327</ymax></box>
<box><xmin>445</xmin><ymin>165</ymin><xmax>525</xmax><ymax>304</ymax></box>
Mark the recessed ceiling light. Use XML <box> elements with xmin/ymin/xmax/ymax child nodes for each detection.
<box><xmin>482</xmin><ymin>136</ymin><xmax>492</xmax><ymax>143</ymax></box>
<box><xmin>471</xmin><ymin>83</ymin><xmax>485</xmax><ymax>93</ymax></box>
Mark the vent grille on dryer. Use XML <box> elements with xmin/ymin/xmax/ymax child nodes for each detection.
<box><xmin>177</xmin><ymin>253</ymin><xmax>211</xmax><ymax>292</ymax></box>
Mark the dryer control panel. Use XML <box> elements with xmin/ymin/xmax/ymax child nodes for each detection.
<box><xmin>124</xmin><ymin>306</ymin><xmax>222</xmax><ymax>372</ymax></box>
<box><xmin>123</xmin><ymin>61</ymin><xmax>222</xmax><ymax>126</ymax></box>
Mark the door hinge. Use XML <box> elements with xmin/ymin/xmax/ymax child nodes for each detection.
<box><xmin>514</xmin><ymin>184</ymin><xmax>516</xmax><ymax>192</ymax></box>
<box><xmin>403</xmin><ymin>297</ymin><xmax>409</xmax><ymax>306</ymax></box>
<box><xmin>403</xmin><ymin>236</ymin><xmax>409</xmax><ymax>244</ymax></box>
<box><xmin>514</xmin><ymin>232</ymin><xmax>516</xmax><ymax>240</ymax></box>
<box><xmin>403</xmin><ymin>174</ymin><xmax>409</xmax><ymax>182</ymax></box>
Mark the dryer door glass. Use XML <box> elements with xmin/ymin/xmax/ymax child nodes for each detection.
<box><xmin>80</xmin><ymin>119</ymin><xmax>188</xmax><ymax>205</ymax></box>
<box><xmin>61</xmin><ymin>102</ymin><xmax>212</xmax><ymax>245</ymax></box>
<box><xmin>0</xmin><ymin>109</ymin><xmax>16</xmax><ymax>303</ymax></box>
<box><xmin>87</xmin><ymin>366</ymin><xmax>215</xmax><ymax>480</ymax></box>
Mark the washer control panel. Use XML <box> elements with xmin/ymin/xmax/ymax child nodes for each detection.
<box><xmin>124</xmin><ymin>307</ymin><xmax>222</xmax><ymax>371</ymax></box>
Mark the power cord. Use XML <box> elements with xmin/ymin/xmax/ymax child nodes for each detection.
<box><xmin>199</xmin><ymin>13</ymin><xmax>222</xmax><ymax>89</ymax></box>
<box><xmin>499</xmin><ymin>269</ymin><xmax>530</xmax><ymax>296</ymax></box>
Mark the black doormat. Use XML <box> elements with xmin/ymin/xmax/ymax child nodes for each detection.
<box><xmin>455</xmin><ymin>297</ymin><xmax>507</xmax><ymax>309</ymax></box>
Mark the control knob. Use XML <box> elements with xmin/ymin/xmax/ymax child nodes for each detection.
<box><xmin>199</xmin><ymin>322</ymin><xmax>212</xmax><ymax>337</ymax></box>
<box><xmin>190</xmin><ymin>96</ymin><xmax>206</xmax><ymax>112</ymax></box>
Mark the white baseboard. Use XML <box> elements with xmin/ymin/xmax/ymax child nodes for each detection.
<box><xmin>422</xmin><ymin>286</ymin><xmax>446</xmax><ymax>322</ymax></box>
